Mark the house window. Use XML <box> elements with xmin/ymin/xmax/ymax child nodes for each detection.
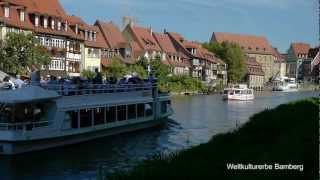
<box><xmin>93</xmin><ymin>32</ymin><xmax>97</xmax><ymax>42</ymax></box>
<box><xmin>84</xmin><ymin>31</ymin><xmax>88</xmax><ymax>40</ymax></box>
<box><xmin>19</xmin><ymin>10</ymin><xmax>25</xmax><ymax>21</ymax></box>
<box><xmin>57</xmin><ymin>21</ymin><xmax>61</xmax><ymax>31</ymax></box>
<box><xmin>43</xmin><ymin>17</ymin><xmax>48</xmax><ymax>28</ymax></box>
<box><xmin>35</xmin><ymin>16</ymin><xmax>39</xmax><ymax>27</ymax></box>
<box><xmin>4</xmin><ymin>6</ymin><xmax>10</xmax><ymax>18</ymax></box>
<box><xmin>51</xmin><ymin>19</ymin><xmax>55</xmax><ymax>29</ymax></box>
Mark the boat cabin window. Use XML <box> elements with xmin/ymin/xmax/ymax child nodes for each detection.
<box><xmin>94</xmin><ymin>107</ymin><xmax>105</xmax><ymax>125</ymax></box>
<box><xmin>66</xmin><ymin>102</ymin><xmax>154</xmax><ymax>129</ymax></box>
<box><xmin>145</xmin><ymin>103</ymin><xmax>153</xmax><ymax>117</ymax></box>
<box><xmin>235</xmin><ymin>90</ymin><xmax>241</xmax><ymax>94</ymax></box>
<box><xmin>137</xmin><ymin>104</ymin><xmax>145</xmax><ymax>118</ymax></box>
<box><xmin>117</xmin><ymin>105</ymin><xmax>127</xmax><ymax>121</ymax></box>
<box><xmin>128</xmin><ymin>104</ymin><xmax>137</xmax><ymax>120</ymax></box>
<box><xmin>80</xmin><ymin>109</ymin><xmax>93</xmax><ymax>128</ymax></box>
<box><xmin>0</xmin><ymin>103</ymin><xmax>49</xmax><ymax>123</ymax></box>
<box><xmin>106</xmin><ymin>106</ymin><xmax>116</xmax><ymax>123</ymax></box>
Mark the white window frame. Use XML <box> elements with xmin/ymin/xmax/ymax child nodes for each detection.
<box><xmin>19</xmin><ymin>10</ymin><xmax>25</xmax><ymax>21</ymax></box>
<box><xmin>4</xmin><ymin>6</ymin><xmax>10</xmax><ymax>18</ymax></box>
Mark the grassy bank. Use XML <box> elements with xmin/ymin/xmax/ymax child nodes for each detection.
<box><xmin>101</xmin><ymin>98</ymin><xmax>319</xmax><ymax>180</ymax></box>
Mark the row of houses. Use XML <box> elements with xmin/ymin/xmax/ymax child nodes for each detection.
<box><xmin>0</xmin><ymin>0</ymin><xmax>227</xmax><ymax>86</ymax></box>
<box><xmin>0</xmin><ymin>0</ymin><xmax>318</xmax><ymax>89</ymax></box>
<box><xmin>211</xmin><ymin>32</ymin><xmax>319</xmax><ymax>89</ymax></box>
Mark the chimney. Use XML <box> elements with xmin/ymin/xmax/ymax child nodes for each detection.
<box><xmin>149</xmin><ymin>27</ymin><xmax>153</xmax><ymax>35</ymax></box>
<box><xmin>164</xmin><ymin>28</ymin><xmax>167</xmax><ymax>34</ymax></box>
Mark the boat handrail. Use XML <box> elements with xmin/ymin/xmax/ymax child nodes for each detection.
<box><xmin>0</xmin><ymin>120</ymin><xmax>49</xmax><ymax>131</ymax></box>
<box><xmin>39</xmin><ymin>83</ymin><xmax>158</xmax><ymax>96</ymax></box>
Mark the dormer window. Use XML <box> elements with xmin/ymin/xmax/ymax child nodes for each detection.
<box><xmin>57</xmin><ymin>21</ymin><xmax>61</xmax><ymax>30</ymax></box>
<box><xmin>19</xmin><ymin>10</ymin><xmax>25</xmax><ymax>21</ymax></box>
<box><xmin>84</xmin><ymin>30</ymin><xmax>88</xmax><ymax>40</ymax></box>
<box><xmin>93</xmin><ymin>32</ymin><xmax>97</xmax><ymax>42</ymax></box>
<box><xmin>35</xmin><ymin>15</ymin><xmax>39</xmax><ymax>27</ymax></box>
<box><xmin>43</xmin><ymin>17</ymin><xmax>48</xmax><ymax>28</ymax></box>
<box><xmin>89</xmin><ymin>31</ymin><xmax>93</xmax><ymax>41</ymax></box>
<box><xmin>51</xmin><ymin>19</ymin><xmax>55</xmax><ymax>29</ymax></box>
<box><xmin>4</xmin><ymin>6</ymin><xmax>10</xmax><ymax>18</ymax></box>
<box><xmin>65</xmin><ymin>21</ymin><xmax>68</xmax><ymax>31</ymax></box>
<box><xmin>75</xmin><ymin>24</ymin><xmax>79</xmax><ymax>34</ymax></box>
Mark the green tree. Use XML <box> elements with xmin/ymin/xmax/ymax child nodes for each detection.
<box><xmin>105</xmin><ymin>57</ymin><xmax>126</xmax><ymax>79</ymax></box>
<box><xmin>149</xmin><ymin>57</ymin><xmax>172</xmax><ymax>80</ymax></box>
<box><xmin>81</xmin><ymin>69</ymin><xmax>96</xmax><ymax>80</ymax></box>
<box><xmin>126</xmin><ymin>65</ymin><xmax>147</xmax><ymax>79</ymax></box>
<box><xmin>0</xmin><ymin>32</ymin><xmax>51</xmax><ymax>74</ymax></box>
<box><xmin>203</xmin><ymin>42</ymin><xmax>246</xmax><ymax>83</ymax></box>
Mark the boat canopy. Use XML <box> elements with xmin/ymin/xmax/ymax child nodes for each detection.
<box><xmin>0</xmin><ymin>86</ymin><xmax>60</xmax><ymax>104</ymax></box>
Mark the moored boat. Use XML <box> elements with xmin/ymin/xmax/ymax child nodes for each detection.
<box><xmin>273</xmin><ymin>77</ymin><xmax>298</xmax><ymax>92</ymax></box>
<box><xmin>0</xmin><ymin>83</ymin><xmax>173</xmax><ymax>155</ymax></box>
<box><xmin>223</xmin><ymin>84</ymin><xmax>254</xmax><ymax>101</ymax></box>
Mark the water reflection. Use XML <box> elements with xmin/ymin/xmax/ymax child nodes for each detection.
<box><xmin>0</xmin><ymin>91</ymin><xmax>318</xmax><ymax>180</ymax></box>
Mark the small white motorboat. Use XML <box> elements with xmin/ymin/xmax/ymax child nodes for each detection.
<box><xmin>223</xmin><ymin>84</ymin><xmax>254</xmax><ymax>101</ymax></box>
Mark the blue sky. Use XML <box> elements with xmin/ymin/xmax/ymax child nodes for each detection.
<box><xmin>60</xmin><ymin>0</ymin><xmax>318</xmax><ymax>53</ymax></box>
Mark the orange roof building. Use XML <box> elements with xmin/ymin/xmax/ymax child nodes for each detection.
<box><xmin>95</xmin><ymin>20</ymin><xmax>136</xmax><ymax>67</ymax></box>
<box><xmin>167</xmin><ymin>32</ymin><xmax>227</xmax><ymax>83</ymax></box>
<box><xmin>0</xmin><ymin>0</ymin><xmax>86</xmax><ymax>77</ymax></box>
<box><xmin>211</xmin><ymin>32</ymin><xmax>274</xmax><ymax>55</ymax></box>
<box><xmin>287</xmin><ymin>42</ymin><xmax>311</xmax><ymax>79</ymax></box>
<box><xmin>211</xmin><ymin>32</ymin><xmax>276</xmax><ymax>83</ymax></box>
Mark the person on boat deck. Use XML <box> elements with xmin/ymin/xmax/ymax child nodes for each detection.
<box><xmin>93</xmin><ymin>68</ymin><xmax>103</xmax><ymax>84</ymax></box>
<box><xmin>3</xmin><ymin>76</ymin><xmax>15</xmax><ymax>90</ymax></box>
<box><xmin>128</xmin><ymin>72</ymin><xmax>142</xmax><ymax>84</ymax></box>
<box><xmin>30</xmin><ymin>65</ymin><xmax>40</xmax><ymax>86</ymax></box>
<box><xmin>147</xmin><ymin>73</ymin><xmax>157</xmax><ymax>83</ymax></box>
<box><xmin>14</xmin><ymin>75</ymin><xmax>25</xmax><ymax>88</ymax></box>
<box><xmin>40</xmin><ymin>75</ymin><xmax>48</xmax><ymax>86</ymax></box>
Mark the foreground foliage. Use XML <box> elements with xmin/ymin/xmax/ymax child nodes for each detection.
<box><xmin>102</xmin><ymin>98</ymin><xmax>319</xmax><ymax>180</ymax></box>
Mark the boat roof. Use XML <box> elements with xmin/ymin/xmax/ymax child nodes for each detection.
<box><xmin>0</xmin><ymin>86</ymin><xmax>60</xmax><ymax>104</ymax></box>
<box><xmin>56</xmin><ymin>92</ymin><xmax>154</xmax><ymax>111</ymax></box>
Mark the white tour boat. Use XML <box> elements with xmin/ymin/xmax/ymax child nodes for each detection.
<box><xmin>223</xmin><ymin>84</ymin><xmax>254</xmax><ymax>101</ymax></box>
<box><xmin>273</xmin><ymin>77</ymin><xmax>298</xmax><ymax>92</ymax></box>
<box><xmin>0</xmin><ymin>83</ymin><xmax>173</xmax><ymax>155</ymax></box>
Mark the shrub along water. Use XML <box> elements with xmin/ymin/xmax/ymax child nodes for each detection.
<box><xmin>101</xmin><ymin>98</ymin><xmax>319</xmax><ymax>180</ymax></box>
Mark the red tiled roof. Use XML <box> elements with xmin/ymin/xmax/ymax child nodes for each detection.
<box><xmin>130</xmin><ymin>41</ymin><xmax>143</xmax><ymax>59</ymax></box>
<box><xmin>7</xmin><ymin>0</ymin><xmax>67</xmax><ymax>18</ymax></box>
<box><xmin>84</xmin><ymin>26</ymin><xmax>108</xmax><ymax>49</ymax></box>
<box><xmin>130</xmin><ymin>25</ymin><xmax>162</xmax><ymax>52</ymax></box>
<box><xmin>291</xmin><ymin>42</ymin><xmax>310</xmax><ymax>57</ymax></box>
<box><xmin>168</xmin><ymin>32</ymin><xmax>224</xmax><ymax>65</ymax></box>
<box><xmin>246</xmin><ymin>57</ymin><xmax>264</xmax><ymax>76</ymax></box>
<box><xmin>0</xmin><ymin>0</ymin><xmax>84</xmax><ymax>40</ymax></box>
<box><xmin>0</xmin><ymin>5</ymin><xmax>34</xmax><ymax>30</ymax></box>
<box><xmin>271</xmin><ymin>47</ymin><xmax>285</xmax><ymax>62</ymax></box>
<box><xmin>211</xmin><ymin>32</ymin><xmax>274</xmax><ymax>55</ymax></box>
<box><xmin>153</xmin><ymin>32</ymin><xmax>177</xmax><ymax>55</ymax></box>
<box><xmin>67</xmin><ymin>15</ymin><xmax>96</xmax><ymax>32</ymax></box>
<box><xmin>95</xmin><ymin>20</ymin><xmax>128</xmax><ymax>49</ymax></box>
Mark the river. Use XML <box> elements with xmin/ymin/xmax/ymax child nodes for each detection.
<box><xmin>0</xmin><ymin>90</ymin><xmax>318</xmax><ymax>180</ymax></box>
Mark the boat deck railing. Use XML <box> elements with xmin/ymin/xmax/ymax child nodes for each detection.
<box><xmin>40</xmin><ymin>83</ymin><xmax>158</xmax><ymax>96</ymax></box>
<box><xmin>0</xmin><ymin>121</ymin><xmax>49</xmax><ymax>131</ymax></box>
